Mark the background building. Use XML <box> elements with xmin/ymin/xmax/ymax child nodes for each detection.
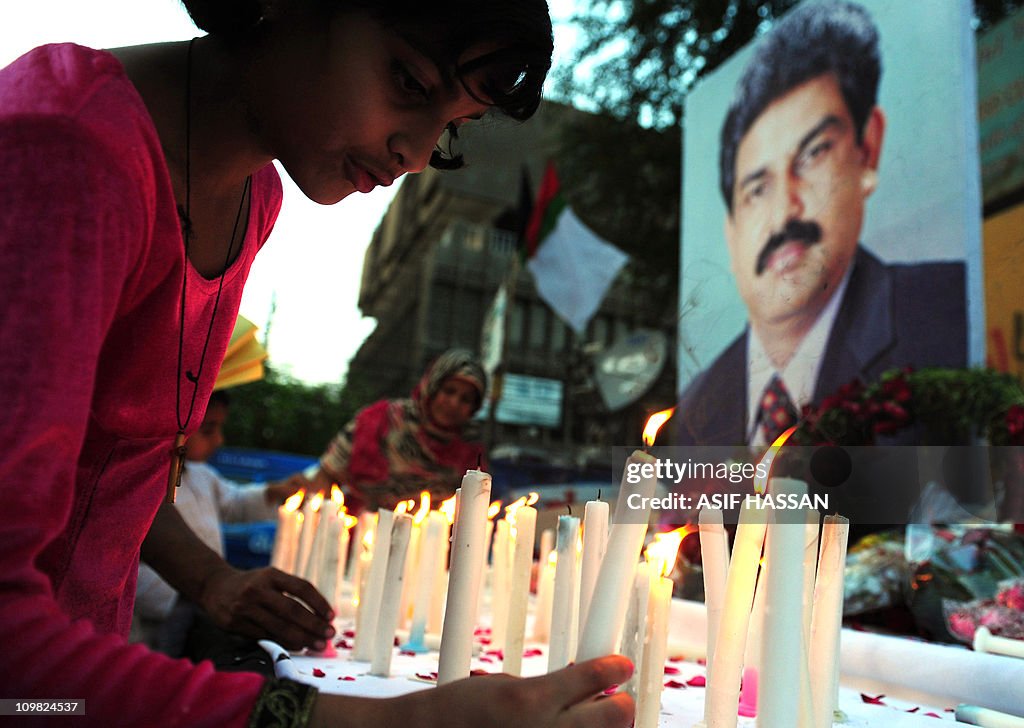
<box><xmin>347</xmin><ymin>102</ymin><xmax>677</xmax><ymax>473</ymax></box>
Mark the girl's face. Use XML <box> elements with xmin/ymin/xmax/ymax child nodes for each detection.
<box><xmin>253</xmin><ymin>8</ymin><xmax>493</xmax><ymax>205</ymax></box>
<box><xmin>428</xmin><ymin>377</ymin><xmax>478</xmax><ymax>430</ymax></box>
<box><xmin>185</xmin><ymin>401</ymin><xmax>227</xmax><ymax>463</ymax></box>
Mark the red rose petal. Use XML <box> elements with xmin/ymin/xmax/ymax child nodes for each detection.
<box><xmin>664</xmin><ymin>666</ymin><xmax>681</xmax><ymax>675</ymax></box>
<box><xmin>415</xmin><ymin>672</ymin><xmax>438</xmax><ymax>682</ymax></box>
<box><xmin>668</xmin><ymin>655</ymin><xmax>685</xmax><ymax>662</ymax></box>
<box><xmin>665</xmin><ymin>680</ymin><xmax>687</xmax><ymax>689</ymax></box>
<box><xmin>860</xmin><ymin>693</ymin><xmax>886</xmax><ymax>705</ymax></box>
<box><xmin>312</xmin><ymin>668</ymin><xmax>326</xmax><ymax>678</ymax></box>
<box><xmin>686</xmin><ymin>676</ymin><xmax>706</xmax><ymax>687</ymax></box>
<box><xmin>342</xmin><ymin>629</ymin><xmax>356</xmax><ymax>638</ymax></box>
<box><xmin>399</xmin><ymin>650</ymin><xmax>417</xmax><ymax>657</ymax></box>
<box><xmin>906</xmin><ymin>707</ymin><xmax>919</xmax><ymax>713</ymax></box>
<box><xmin>479</xmin><ymin>656</ymin><xmax>494</xmax><ymax>663</ymax></box>
<box><xmin>338</xmin><ymin>676</ymin><xmax>356</xmax><ymax>681</ymax></box>
<box><xmin>924</xmin><ymin>713</ymin><xmax>941</xmax><ymax>718</ymax></box>
<box><xmin>523</xmin><ymin>648</ymin><xmax>544</xmax><ymax>658</ymax></box>
<box><xmin>335</xmin><ymin>638</ymin><xmax>353</xmax><ymax>650</ymax></box>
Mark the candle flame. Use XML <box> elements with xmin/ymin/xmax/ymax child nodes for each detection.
<box><xmin>486</xmin><ymin>500</ymin><xmax>503</xmax><ymax>520</ymax></box>
<box><xmin>343</xmin><ymin>514</ymin><xmax>359</xmax><ymax>530</ymax></box>
<box><xmin>645</xmin><ymin>526</ymin><xmax>689</xmax><ymax>578</ymax></box>
<box><xmin>547</xmin><ymin>550</ymin><xmax>558</xmax><ymax>566</ymax></box>
<box><xmin>283</xmin><ymin>490</ymin><xmax>304</xmax><ymax>513</ymax></box>
<box><xmin>753</xmin><ymin>425</ymin><xmax>797</xmax><ymax>495</ymax></box>
<box><xmin>330</xmin><ymin>485</ymin><xmax>344</xmax><ymax>507</ymax></box>
<box><xmin>439</xmin><ymin>494</ymin><xmax>457</xmax><ymax>524</ymax></box>
<box><xmin>363</xmin><ymin>527</ymin><xmax>374</xmax><ymax>549</ymax></box>
<box><xmin>395</xmin><ymin>500</ymin><xmax>410</xmax><ymax>516</ymax></box>
<box><xmin>413</xmin><ymin>491</ymin><xmax>431</xmax><ymax>524</ymax></box>
<box><xmin>505</xmin><ymin>496</ymin><xmax>528</xmax><ymax>523</ymax></box>
<box><xmin>526</xmin><ymin>491</ymin><xmax>540</xmax><ymax>506</ymax></box>
<box><xmin>643</xmin><ymin>407</ymin><xmax>676</xmax><ymax>448</ymax></box>
<box><xmin>309</xmin><ymin>490</ymin><xmax>324</xmax><ymax>512</ymax></box>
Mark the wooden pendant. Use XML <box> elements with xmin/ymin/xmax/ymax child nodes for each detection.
<box><xmin>166</xmin><ymin>431</ymin><xmax>187</xmax><ymax>503</ymax></box>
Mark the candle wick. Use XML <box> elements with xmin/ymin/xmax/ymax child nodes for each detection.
<box><xmin>566</xmin><ymin>504</ymin><xmax>572</xmax><ymax>516</ymax></box>
<box><xmin>597</xmin><ymin>488</ymin><xmax>602</xmax><ymax>501</ymax></box>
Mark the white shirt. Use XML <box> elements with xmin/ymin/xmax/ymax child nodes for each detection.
<box><xmin>134</xmin><ymin>462</ymin><xmax>277</xmax><ymax>620</ymax></box>
<box><xmin>746</xmin><ymin>266</ymin><xmax>853</xmax><ymax>446</ymax></box>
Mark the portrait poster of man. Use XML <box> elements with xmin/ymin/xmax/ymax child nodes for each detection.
<box><xmin>675</xmin><ymin>0</ymin><xmax>985</xmax><ymax>447</ymax></box>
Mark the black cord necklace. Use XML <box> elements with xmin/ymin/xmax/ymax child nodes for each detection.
<box><xmin>166</xmin><ymin>38</ymin><xmax>252</xmax><ymax>503</ymax></box>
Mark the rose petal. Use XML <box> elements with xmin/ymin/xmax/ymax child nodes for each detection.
<box><xmin>664</xmin><ymin>666</ymin><xmax>681</xmax><ymax>675</ymax></box>
<box><xmin>686</xmin><ymin>676</ymin><xmax>706</xmax><ymax>687</ymax></box>
<box><xmin>338</xmin><ymin>676</ymin><xmax>356</xmax><ymax>681</ymax></box>
<box><xmin>399</xmin><ymin>650</ymin><xmax>417</xmax><ymax>657</ymax></box>
<box><xmin>860</xmin><ymin>693</ymin><xmax>886</xmax><ymax>705</ymax></box>
<box><xmin>342</xmin><ymin>629</ymin><xmax>356</xmax><ymax>638</ymax></box>
<box><xmin>312</xmin><ymin>668</ymin><xmax>326</xmax><ymax>678</ymax></box>
<box><xmin>335</xmin><ymin>638</ymin><xmax>353</xmax><ymax>650</ymax></box>
<box><xmin>415</xmin><ymin>672</ymin><xmax>438</xmax><ymax>682</ymax></box>
<box><xmin>668</xmin><ymin>655</ymin><xmax>686</xmax><ymax>663</ymax></box>
<box><xmin>664</xmin><ymin>680</ymin><xmax>687</xmax><ymax>689</ymax></box>
<box><xmin>523</xmin><ymin>648</ymin><xmax>544</xmax><ymax>658</ymax></box>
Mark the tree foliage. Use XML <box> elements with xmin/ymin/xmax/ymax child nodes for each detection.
<box><xmin>223</xmin><ymin>366</ymin><xmax>375</xmax><ymax>455</ymax></box>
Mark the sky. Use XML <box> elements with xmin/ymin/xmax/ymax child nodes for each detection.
<box><xmin>2</xmin><ymin>0</ymin><xmax>580</xmax><ymax>384</ymax></box>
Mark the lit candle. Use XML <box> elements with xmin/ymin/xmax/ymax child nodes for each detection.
<box><xmin>270</xmin><ymin>490</ymin><xmax>304</xmax><ymax>574</ymax></box>
<box><xmin>490</xmin><ymin>514</ymin><xmax>512</xmax><ymax>650</ymax></box>
<box><xmin>636</xmin><ymin>567</ymin><xmax>673</xmax><ymax>728</ymax></box>
<box><xmin>347</xmin><ymin>511</ymin><xmax>374</xmax><ymax>584</ymax></box>
<box><xmin>756</xmin><ymin>478</ymin><xmax>808</xmax><ymax>728</ymax></box>
<box><xmin>307</xmin><ymin>486</ymin><xmax>344</xmax><ymax>591</ymax></box>
<box><xmin>809</xmin><ymin>514</ymin><xmax>850</xmax><ymax>728</ymax></box>
<box><xmin>402</xmin><ymin>509</ymin><xmax>446</xmax><ymax>653</ymax></box>
<box><xmin>295</xmin><ymin>490</ymin><xmax>323</xmax><ymax>577</ymax></box>
<box><xmin>503</xmin><ymin>503</ymin><xmax>537</xmax><ymax>676</ymax></box>
<box><xmin>437</xmin><ymin>470</ymin><xmax>492</xmax><ymax>684</ymax></box>
<box><xmin>476</xmin><ymin>500</ymin><xmax>502</xmax><ymax>627</ymax></box>
<box><xmin>578</xmin><ymin>498</ymin><xmax>610</xmax><ymax>642</ymax></box>
<box><xmin>699</xmin><ymin>507</ymin><xmax>729</xmax><ymax>674</ymax></box>
<box><xmin>429</xmin><ymin>495</ymin><xmax>456</xmax><ymax>636</ymax></box>
<box><xmin>352</xmin><ymin>508</ymin><xmax>395</xmax><ymax>662</ymax></box>
<box><xmin>350</xmin><ymin>513</ymin><xmax>376</xmax><ymax>620</ymax></box>
<box><xmin>400</xmin><ymin>493</ymin><xmax>430</xmax><ymax>629</ymax></box>
<box><xmin>576</xmin><ymin>449</ymin><xmax>658</xmax><ymax>661</ymax></box>
<box><xmin>703</xmin><ymin>498</ymin><xmax>767</xmax><ymax>728</ymax></box>
<box><xmin>371</xmin><ymin>512</ymin><xmax>413</xmax><ymax>676</ymax></box>
<box><xmin>330</xmin><ymin>513</ymin><xmax>357</xmax><ymax>612</ymax></box>
<box><xmin>532</xmin><ymin>550</ymin><xmax>556</xmax><ymax>641</ymax></box>
<box><xmin>548</xmin><ymin>514</ymin><xmax>580</xmax><ymax>671</ymax></box>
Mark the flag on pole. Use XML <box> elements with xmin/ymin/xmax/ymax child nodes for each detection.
<box><xmin>525</xmin><ymin>163</ymin><xmax>628</xmax><ymax>335</ymax></box>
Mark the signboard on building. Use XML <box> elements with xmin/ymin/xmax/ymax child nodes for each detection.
<box><xmin>978</xmin><ymin>6</ymin><xmax>1024</xmax><ymax>207</ymax></box>
<box><xmin>476</xmin><ymin>372</ymin><xmax>563</xmax><ymax>427</ymax></box>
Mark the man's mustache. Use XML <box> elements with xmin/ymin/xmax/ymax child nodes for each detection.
<box><xmin>755</xmin><ymin>219</ymin><xmax>822</xmax><ymax>276</ymax></box>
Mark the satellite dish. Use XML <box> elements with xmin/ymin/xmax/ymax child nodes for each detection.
<box><xmin>593</xmin><ymin>329</ymin><xmax>668</xmax><ymax>411</ymax></box>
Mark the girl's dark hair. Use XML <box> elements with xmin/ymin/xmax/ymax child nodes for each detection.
<box><xmin>181</xmin><ymin>0</ymin><xmax>553</xmax><ymax>169</ymax></box>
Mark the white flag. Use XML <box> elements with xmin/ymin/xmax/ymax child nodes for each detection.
<box><xmin>526</xmin><ymin>206</ymin><xmax>628</xmax><ymax>335</ymax></box>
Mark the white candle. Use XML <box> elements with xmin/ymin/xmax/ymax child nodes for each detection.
<box><xmin>577</xmin><ymin>449</ymin><xmax>658</xmax><ymax>662</ymax></box>
<box><xmin>974</xmin><ymin>626</ymin><xmax>1024</xmax><ymax>659</ymax></box>
<box><xmin>698</xmin><ymin>507</ymin><xmax>729</xmax><ymax>674</ymax></box>
<box><xmin>811</xmin><ymin>514</ymin><xmax>851</xmax><ymax>728</ymax></box>
<box><xmin>538</xmin><ymin>528</ymin><xmax>555</xmax><ymax>573</ymax></box>
<box><xmin>503</xmin><ymin>505</ymin><xmax>537</xmax><ymax>676</ymax></box>
<box><xmin>398</xmin><ymin>510</ymin><xmax>423</xmax><ymax>630</ymax></box>
<box><xmin>704</xmin><ymin>498</ymin><xmax>767</xmax><ymax>728</ymax></box>
<box><xmin>307</xmin><ymin>489</ymin><xmax>344</xmax><ymax>591</ymax></box>
<box><xmin>295</xmin><ymin>491</ymin><xmax>323</xmax><ymax>577</ymax></box>
<box><xmin>352</xmin><ymin>509</ymin><xmax>394</xmax><ymax>661</ymax></box>
<box><xmin>533</xmin><ymin>551</ymin><xmax>556</xmax><ymax>641</ymax></box>
<box><xmin>429</xmin><ymin>496</ymin><xmax>456</xmax><ymax>636</ymax></box>
<box><xmin>636</xmin><ymin>572</ymin><xmax>672</xmax><ymax>728</ymax></box>
<box><xmin>270</xmin><ymin>491</ymin><xmax>304</xmax><ymax>574</ymax></box>
<box><xmin>548</xmin><ymin>514</ymin><xmax>580</xmax><ymax>671</ymax></box>
<box><xmin>490</xmin><ymin>517</ymin><xmax>511</xmax><ymax>650</ymax></box>
<box><xmin>351</xmin><ymin>513</ymin><xmax>376</xmax><ymax>618</ymax></box>
<box><xmin>403</xmin><ymin>510</ymin><xmax>446</xmax><ymax>652</ymax></box>
<box><xmin>955</xmin><ymin>704</ymin><xmax>1024</xmax><ymax>728</ymax></box>
<box><xmin>437</xmin><ymin>470</ymin><xmax>492</xmax><ymax>684</ymax></box>
<box><xmin>578</xmin><ymin>499</ymin><xmax>610</xmax><ymax>642</ymax></box>
<box><xmin>330</xmin><ymin>515</ymin><xmax>355</xmax><ymax>612</ymax></box>
<box><xmin>347</xmin><ymin>511</ymin><xmax>374</xmax><ymax>583</ymax></box>
<box><xmin>620</xmin><ymin>562</ymin><xmax>652</xmax><ymax>701</ymax></box>
<box><xmin>757</xmin><ymin>479</ymin><xmax>809</xmax><ymax>728</ymax></box>
<box><xmin>371</xmin><ymin>513</ymin><xmax>413</xmax><ymax>676</ymax></box>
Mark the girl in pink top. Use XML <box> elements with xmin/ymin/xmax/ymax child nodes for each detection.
<box><xmin>0</xmin><ymin>1</ymin><xmax>634</xmax><ymax>727</ymax></box>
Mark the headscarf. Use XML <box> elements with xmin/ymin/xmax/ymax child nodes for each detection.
<box><xmin>320</xmin><ymin>350</ymin><xmax>488</xmax><ymax>512</ymax></box>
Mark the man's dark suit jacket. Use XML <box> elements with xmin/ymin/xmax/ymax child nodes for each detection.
<box><xmin>675</xmin><ymin>246</ymin><xmax>968</xmax><ymax>446</ymax></box>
